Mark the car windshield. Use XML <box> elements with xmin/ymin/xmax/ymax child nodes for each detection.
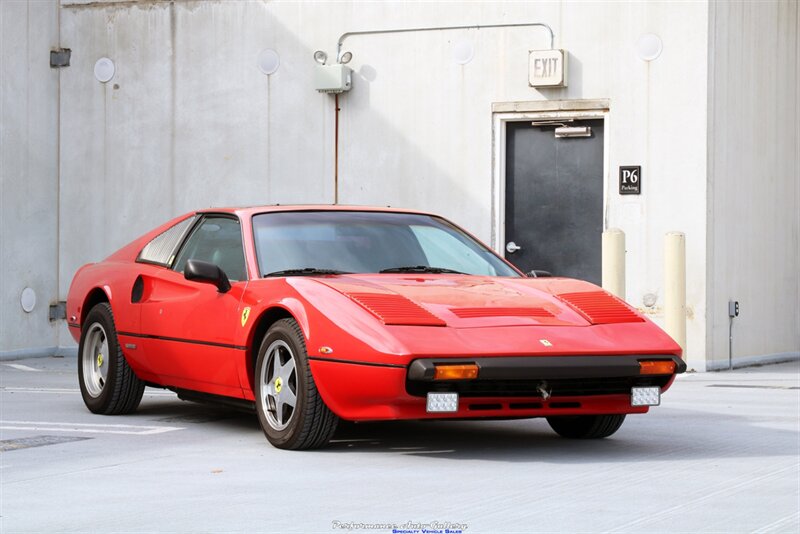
<box><xmin>252</xmin><ymin>211</ymin><xmax>520</xmax><ymax>277</ymax></box>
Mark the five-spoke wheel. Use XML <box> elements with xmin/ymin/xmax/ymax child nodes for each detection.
<box><xmin>81</xmin><ymin>322</ymin><xmax>110</xmax><ymax>398</ymax></box>
<box><xmin>261</xmin><ymin>340</ymin><xmax>298</xmax><ymax>431</ymax></box>
<box><xmin>254</xmin><ymin>318</ymin><xmax>339</xmax><ymax>450</ymax></box>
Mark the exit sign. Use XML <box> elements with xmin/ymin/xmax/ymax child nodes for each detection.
<box><xmin>528</xmin><ymin>49</ymin><xmax>568</xmax><ymax>88</ymax></box>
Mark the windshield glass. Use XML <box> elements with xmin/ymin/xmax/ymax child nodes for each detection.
<box><xmin>252</xmin><ymin>211</ymin><xmax>520</xmax><ymax>277</ymax></box>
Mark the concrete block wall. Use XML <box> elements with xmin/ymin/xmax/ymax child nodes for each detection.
<box><xmin>1</xmin><ymin>1</ymin><xmax>796</xmax><ymax>371</ymax></box>
<box><xmin>706</xmin><ymin>0</ymin><xmax>800</xmax><ymax>368</ymax></box>
<box><xmin>1</xmin><ymin>0</ymin><xmax>61</xmax><ymax>357</ymax></box>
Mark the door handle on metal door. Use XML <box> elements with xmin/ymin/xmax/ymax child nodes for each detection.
<box><xmin>506</xmin><ymin>241</ymin><xmax>521</xmax><ymax>254</ymax></box>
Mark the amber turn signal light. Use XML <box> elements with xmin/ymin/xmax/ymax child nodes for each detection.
<box><xmin>433</xmin><ymin>363</ymin><xmax>479</xmax><ymax>380</ymax></box>
<box><xmin>639</xmin><ymin>360</ymin><xmax>676</xmax><ymax>375</ymax></box>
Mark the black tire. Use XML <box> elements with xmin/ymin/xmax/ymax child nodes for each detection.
<box><xmin>254</xmin><ymin>318</ymin><xmax>339</xmax><ymax>450</ymax></box>
<box><xmin>546</xmin><ymin>414</ymin><xmax>626</xmax><ymax>439</ymax></box>
<box><xmin>78</xmin><ymin>303</ymin><xmax>145</xmax><ymax>414</ymax></box>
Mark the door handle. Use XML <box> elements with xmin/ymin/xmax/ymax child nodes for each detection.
<box><xmin>506</xmin><ymin>241</ymin><xmax>522</xmax><ymax>254</ymax></box>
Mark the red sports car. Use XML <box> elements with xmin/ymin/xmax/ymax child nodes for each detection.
<box><xmin>67</xmin><ymin>206</ymin><xmax>684</xmax><ymax>449</ymax></box>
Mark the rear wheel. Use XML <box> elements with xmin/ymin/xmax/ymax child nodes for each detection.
<box><xmin>255</xmin><ymin>318</ymin><xmax>339</xmax><ymax>450</ymax></box>
<box><xmin>546</xmin><ymin>414</ymin><xmax>626</xmax><ymax>439</ymax></box>
<box><xmin>78</xmin><ymin>303</ymin><xmax>145</xmax><ymax>414</ymax></box>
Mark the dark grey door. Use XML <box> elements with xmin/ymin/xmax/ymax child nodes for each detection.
<box><xmin>504</xmin><ymin>119</ymin><xmax>604</xmax><ymax>284</ymax></box>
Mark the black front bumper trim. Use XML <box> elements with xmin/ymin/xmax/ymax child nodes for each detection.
<box><xmin>407</xmin><ymin>355</ymin><xmax>686</xmax><ymax>381</ymax></box>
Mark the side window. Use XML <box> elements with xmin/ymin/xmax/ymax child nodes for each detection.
<box><xmin>173</xmin><ymin>217</ymin><xmax>247</xmax><ymax>282</ymax></box>
<box><xmin>137</xmin><ymin>216</ymin><xmax>196</xmax><ymax>267</ymax></box>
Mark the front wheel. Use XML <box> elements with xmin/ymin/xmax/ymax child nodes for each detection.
<box><xmin>254</xmin><ymin>318</ymin><xmax>339</xmax><ymax>450</ymax></box>
<box><xmin>78</xmin><ymin>303</ymin><xmax>145</xmax><ymax>414</ymax></box>
<box><xmin>547</xmin><ymin>414</ymin><xmax>626</xmax><ymax>439</ymax></box>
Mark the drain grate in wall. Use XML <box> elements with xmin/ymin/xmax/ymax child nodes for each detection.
<box><xmin>0</xmin><ymin>435</ymin><xmax>91</xmax><ymax>452</ymax></box>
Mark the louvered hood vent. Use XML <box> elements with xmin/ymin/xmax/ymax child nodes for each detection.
<box><xmin>556</xmin><ymin>291</ymin><xmax>644</xmax><ymax>324</ymax></box>
<box><xmin>346</xmin><ymin>292</ymin><xmax>446</xmax><ymax>326</ymax></box>
<box><xmin>451</xmin><ymin>307</ymin><xmax>554</xmax><ymax>319</ymax></box>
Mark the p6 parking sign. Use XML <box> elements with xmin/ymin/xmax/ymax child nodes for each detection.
<box><xmin>619</xmin><ymin>166</ymin><xmax>641</xmax><ymax>195</ymax></box>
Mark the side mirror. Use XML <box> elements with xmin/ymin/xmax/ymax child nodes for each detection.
<box><xmin>526</xmin><ymin>270</ymin><xmax>553</xmax><ymax>278</ymax></box>
<box><xmin>184</xmin><ymin>259</ymin><xmax>231</xmax><ymax>293</ymax></box>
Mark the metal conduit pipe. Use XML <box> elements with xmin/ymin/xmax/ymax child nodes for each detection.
<box><xmin>329</xmin><ymin>21</ymin><xmax>556</xmax><ymax>205</ymax></box>
<box><xmin>333</xmin><ymin>22</ymin><xmax>555</xmax><ymax>204</ymax></box>
<box><xmin>336</xmin><ymin>22</ymin><xmax>555</xmax><ymax>62</ymax></box>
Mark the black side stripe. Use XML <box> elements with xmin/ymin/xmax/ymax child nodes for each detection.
<box><xmin>308</xmin><ymin>356</ymin><xmax>406</xmax><ymax>369</ymax></box>
<box><xmin>118</xmin><ymin>331</ymin><xmax>247</xmax><ymax>351</ymax></box>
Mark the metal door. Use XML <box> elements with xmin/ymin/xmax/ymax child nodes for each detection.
<box><xmin>504</xmin><ymin>118</ymin><xmax>604</xmax><ymax>284</ymax></box>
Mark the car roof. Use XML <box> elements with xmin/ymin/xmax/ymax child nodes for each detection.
<box><xmin>198</xmin><ymin>205</ymin><xmax>436</xmax><ymax>218</ymax></box>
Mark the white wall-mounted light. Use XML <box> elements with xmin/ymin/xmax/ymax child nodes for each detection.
<box><xmin>452</xmin><ymin>39</ymin><xmax>475</xmax><ymax>65</ymax></box>
<box><xmin>257</xmin><ymin>49</ymin><xmax>280</xmax><ymax>75</ymax></box>
<box><xmin>94</xmin><ymin>57</ymin><xmax>115</xmax><ymax>83</ymax></box>
<box><xmin>313</xmin><ymin>50</ymin><xmax>328</xmax><ymax>65</ymax></box>
<box><xmin>339</xmin><ymin>51</ymin><xmax>353</xmax><ymax>64</ymax></box>
<box><xmin>636</xmin><ymin>33</ymin><xmax>663</xmax><ymax>61</ymax></box>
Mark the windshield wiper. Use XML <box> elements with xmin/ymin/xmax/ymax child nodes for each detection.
<box><xmin>264</xmin><ymin>268</ymin><xmax>351</xmax><ymax>277</ymax></box>
<box><xmin>379</xmin><ymin>265</ymin><xmax>465</xmax><ymax>275</ymax></box>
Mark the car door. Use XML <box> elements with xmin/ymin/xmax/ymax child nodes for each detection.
<box><xmin>139</xmin><ymin>214</ymin><xmax>249</xmax><ymax>397</ymax></box>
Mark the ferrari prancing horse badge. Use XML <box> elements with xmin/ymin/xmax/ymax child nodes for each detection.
<box><xmin>241</xmin><ymin>307</ymin><xmax>251</xmax><ymax>327</ymax></box>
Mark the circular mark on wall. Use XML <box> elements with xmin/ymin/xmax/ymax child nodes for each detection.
<box><xmin>94</xmin><ymin>57</ymin><xmax>115</xmax><ymax>83</ymax></box>
<box><xmin>20</xmin><ymin>287</ymin><xmax>36</xmax><ymax>313</ymax></box>
<box><xmin>258</xmin><ymin>49</ymin><xmax>280</xmax><ymax>75</ymax></box>
<box><xmin>452</xmin><ymin>40</ymin><xmax>475</xmax><ymax>65</ymax></box>
<box><xmin>359</xmin><ymin>65</ymin><xmax>377</xmax><ymax>82</ymax></box>
<box><xmin>636</xmin><ymin>34</ymin><xmax>663</xmax><ymax>61</ymax></box>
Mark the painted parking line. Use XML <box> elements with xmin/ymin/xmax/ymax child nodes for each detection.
<box><xmin>1</xmin><ymin>435</ymin><xmax>92</xmax><ymax>452</ymax></box>
<box><xmin>2</xmin><ymin>363</ymin><xmax>42</xmax><ymax>372</ymax></box>
<box><xmin>1</xmin><ymin>387</ymin><xmax>175</xmax><ymax>397</ymax></box>
<box><xmin>753</xmin><ymin>510</ymin><xmax>800</xmax><ymax>534</ymax></box>
<box><xmin>0</xmin><ymin>420</ymin><xmax>185</xmax><ymax>435</ymax></box>
<box><xmin>607</xmin><ymin>463</ymin><xmax>800</xmax><ymax>533</ymax></box>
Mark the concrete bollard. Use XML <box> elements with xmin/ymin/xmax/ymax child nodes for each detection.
<box><xmin>602</xmin><ymin>229</ymin><xmax>626</xmax><ymax>299</ymax></box>
<box><xmin>664</xmin><ymin>232</ymin><xmax>687</xmax><ymax>354</ymax></box>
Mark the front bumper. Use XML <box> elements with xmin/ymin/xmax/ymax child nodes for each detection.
<box><xmin>309</xmin><ymin>354</ymin><xmax>684</xmax><ymax>422</ymax></box>
<box><xmin>407</xmin><ymin>355</ymin><xmax>685</xmax><ymax>398</ymax></box>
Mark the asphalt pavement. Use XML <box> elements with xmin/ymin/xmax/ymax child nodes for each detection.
<box><xmin>1</xmin><ymin>356</ymin><xmax>798</xmax><ymax>533</ymax></box>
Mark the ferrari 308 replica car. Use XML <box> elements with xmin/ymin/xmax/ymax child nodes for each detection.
<box><xmin>67</xmin><ymin>206</ymin><xmax>685</xmax><ymax>449</ymax></box>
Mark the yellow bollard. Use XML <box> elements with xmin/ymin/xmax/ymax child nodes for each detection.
<box><xmin>664</xmin><ymin>232</ymin><xmax>687</xmax><ymax>354</ymax></box>
<box><xmin>602</xmin><ymin>229</ymin><xmax>626</xmax><ymax>299</ymax></box>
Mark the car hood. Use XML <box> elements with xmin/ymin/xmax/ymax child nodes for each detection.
<box><xmin>311</xmin><ymin>274</ymin><xmax>614</xmax><ymax>328</ymax></box>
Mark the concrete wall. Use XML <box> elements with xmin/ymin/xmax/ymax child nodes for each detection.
<box><xmin>54</xmin><ymin>0</ymin><xmax>711</xmax><ymax>368</ymax></box>
<box><xmin>56</xmin><ymin>0</ymin><xmax>336</xmax><ymax>347</ymax></box>
<box><xmin>57</xmin><ymin>0</ymin><xmax>332</xmax><ymax>286</ymax></box>
<box><xmin>706</xmin><ymin>0</ymin><xmax>800</xmax><ymax>369</ymax></box>
<box><xmin>3</xmin><ymin>0</ymin><xmax>732</xmax><ymax>369</ymax></box>
<box><xmin>0</xmin><ymin>0</ymin><xmax>61</xmax><ymax>356</ymax></box>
